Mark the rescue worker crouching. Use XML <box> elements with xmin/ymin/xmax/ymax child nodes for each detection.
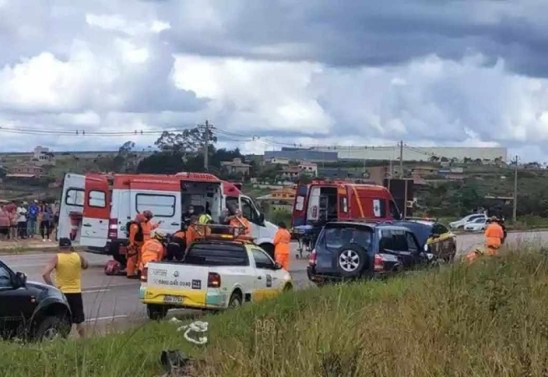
<box><xmin>273</xmin><ymin>222</ymin><xmax>291</xmax><ymax>271</ymax></box>
<box><xmin>126</xmin><ymin>213</ymin><xmax>145</xmax><ymax>279</ymax></box>
<box><xmin>166</xmin><ymin>228</ymin><xmax>187</xmax><ymax>261</ymax></box>
<box><xmin>140</xmin><ymin>230</ymin><xmax>167</xmax><ymax>272</ymax></box>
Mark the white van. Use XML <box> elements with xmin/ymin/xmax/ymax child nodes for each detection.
<box><xmin>58</xmin><ymin>172</ymin><xmax>278</xmax><ymax>266</ymax></box>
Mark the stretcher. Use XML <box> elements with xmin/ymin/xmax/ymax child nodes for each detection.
<box><xmin>291</xmin><ymin>225</ymin><xmax>320</xmax><ymax>259</ymax></box>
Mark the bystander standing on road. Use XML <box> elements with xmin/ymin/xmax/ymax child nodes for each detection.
<box><xmin>17</xmin><ymin>203</ymin><xmax>27</xmax><ymax>239</ymax></box>
<box><xmin>42</xmin><ymin>238</ymin><xmax>88</xmax><ymax>338</ymax></box>
<box><xmin>39</xmin><ymin>202</ymin><xmax>53</xmax><ymax>242</ymax></box>
<box><xmin>8</xmin><ymin>205</ymin><xmax>17</xmax><ymax>240</ymax></box>
<box><xmin>27</xmin><ymin>200</ymin><xmax>39</xmax><ymax>238</ymax></box>
<box><xmin>0</xmin><ymin>206</ymin><xmax>9</xmax><ymax>240</ymax></box>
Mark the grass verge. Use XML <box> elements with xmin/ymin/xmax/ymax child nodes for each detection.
<box><xmin>1</xmin><ymin>250</ymin><xmax>548</xmax><ymax>376</ymax></box>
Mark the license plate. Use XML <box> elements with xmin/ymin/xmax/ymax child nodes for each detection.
<box><xmin>163</xmin><ymin>296</ymin><xmax>183</xmax><ymax>304</ymax></box>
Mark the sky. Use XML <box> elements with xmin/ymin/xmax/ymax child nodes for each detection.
<box><xmin>2</xmin><ymin>0</ymin><xmax>548</xmax><ymax>161</ymax></box>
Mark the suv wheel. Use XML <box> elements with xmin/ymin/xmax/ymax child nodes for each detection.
<box><xmin>337</xmin><ymin>244</ymin><xmax>367</xmax><ymax>278</ymax></box>
<box><xmin>34</xmin><ymin>315</ymin><xmax>71</xmax><ymax>341</ymax></box>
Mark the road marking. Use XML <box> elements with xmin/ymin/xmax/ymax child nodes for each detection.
<box><xmin>85</xmin><ymin>314</ymin><xmax>128</xmax><ymax>323</ymax></box>
<box><xmin>83</xmin><ymin>288</ymin><xmax>110</xmax><ymax>294</ymax></box>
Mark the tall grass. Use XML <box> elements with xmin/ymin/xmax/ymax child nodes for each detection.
<box><xmin>1</xmin><ymin>250</ymin><xmax>547</xmax><ymax>376</ymax></box>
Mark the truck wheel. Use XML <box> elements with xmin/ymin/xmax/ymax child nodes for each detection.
<box><xmin>259</xmin><ymin>243</ymin><xmax>275</xmax><ymax>260</ymax></box>
<box><xmin>147</xmin><ymin>304</ymin><xmax>168</xmax><ymax>320</ymax></box>
<box><xmin>228</xmin><ymin>292</ymin><xmax>242</xmax><ymax>309</ymax></box>
<box><xmin>336</xmin><ymin>244</ymin><xmax>367</xmax><ymax>278</ymax></box>
<box><xmin>34</xmin><ymin>315</ymin><xmax>71</xmax><ymax>342</ymax></box>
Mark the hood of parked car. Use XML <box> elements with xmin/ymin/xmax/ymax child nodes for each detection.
<box><xmin>26</xmin><ymin>281</ymin><xmax>65</xmax><ymax>301</ymax></box>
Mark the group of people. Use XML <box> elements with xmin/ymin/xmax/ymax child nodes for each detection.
<box><xmin>0</xmin><ymin>200</ymin><xmax>58</xmax><ymax>241</ymax></box>
<box><xmin>123</xmin><ymin>204</ymin><xmax>293</xmax><ymax>277</ymax></box>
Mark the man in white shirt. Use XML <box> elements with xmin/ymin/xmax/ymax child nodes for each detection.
<box><xmin>17</xmin><ymin>203</ymin><xmax>27</xmax><ymax>239</ymax></box>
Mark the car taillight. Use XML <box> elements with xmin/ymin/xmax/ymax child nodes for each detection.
<box><xmin>108</xmin><ymin>218</ymin><xmax>118</xmax><ymax>239</ymax></box>
<box><xmin>141</xmin><ymin>267</ymin><xmax>148</xmax><ymax>282</ymax></box>
<box><xmin>208</xmin><ymin>272</ymin><xmax>221</xmax><ymax>288</ymax></box>
<box><xmin>309</xmin><ymin>249</ymin><xmax>317</xmax><ymax>265</ymax></box>
<box><xmin>374</xmin><ymin>254</ymin><xmax>384</xmax><ymax>272</ymax></box>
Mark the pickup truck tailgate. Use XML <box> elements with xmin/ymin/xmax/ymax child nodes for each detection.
<box><xmin>143</xmin><ymin>262</ymin><xmax>211</xmax><ymax>308</ymax></box>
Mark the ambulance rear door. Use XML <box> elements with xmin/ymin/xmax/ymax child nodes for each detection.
<box><xmin>80</xmin><ymin>174</ymin><xmax>110</xmax><ymax>248</ymax></box>
<box><xmin>58</xmin><ymin>173</ymin><xmax>85</xmax><ymax>242</ymax></box>
<box><xmin>291</xmin><ymin>184</ymin><xmax>310</xmax><ymax>227</ymax></box>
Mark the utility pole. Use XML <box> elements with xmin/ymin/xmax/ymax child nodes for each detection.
<box><xmin>399</xmin><ymin>141</ymin><xmax>404</xmax><ymax>178</ymax></box>
<box><xmin>513</xmin><ymin>155</ymin><xmax>518</xmax><ymax>222</ymax></box>
<box><xmin>203</xmin><ymin>120</ymin><xmax>210</xmax><ymax>171</ymax></box>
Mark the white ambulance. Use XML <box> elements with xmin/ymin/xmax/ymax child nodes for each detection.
<box><xmin>57</xmin><ymin>172</ymin><xmax>278</xmax><ymax>266</ymax></box>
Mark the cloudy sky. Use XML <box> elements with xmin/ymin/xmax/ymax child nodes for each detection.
<box><xmin>2</xmin><ymin>0</ymin><xmax>548</xmax><ymax>161</ymax></box>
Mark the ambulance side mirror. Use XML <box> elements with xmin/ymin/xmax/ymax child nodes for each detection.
<box><xmin>258</xmin><ymin>212</ymin><xmax>265</xmax><ymax>226</ymax></box>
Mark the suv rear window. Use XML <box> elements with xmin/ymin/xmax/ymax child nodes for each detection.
<box><xmin>184</xmin><ymin>243</ymin><xmax>249</xmax><ymax>266</ymax></box>
<box><xmin>322</xmin><ymin>225</ymin><xmax>373</xmax><ymax>251</ymax></box>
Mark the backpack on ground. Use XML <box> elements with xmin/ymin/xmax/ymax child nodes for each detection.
<box><xmin>104</xmin><ymin>260</ymin><xmax>124</xmax><ymax>276</ymax></box>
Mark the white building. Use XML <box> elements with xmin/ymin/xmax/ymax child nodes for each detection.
<box><xmin>33</xmin><ymin>146</ymin><xmax>55</xmax><ymax>166</ymax></box>
<box><xmin>309</xmin><ymin>146</ymin><xmax>507</xmax><ymax>163</ymax></box>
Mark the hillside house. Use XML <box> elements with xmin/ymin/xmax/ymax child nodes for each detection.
<box><xmin>220</xmin><ymin>158</ymin><xmax>251</xmax><ymax>176</ymax></box>
<box><xmin>298</xmin><ymin>161</ymin><xmax>318</xmax><ymax>176</ymax></box>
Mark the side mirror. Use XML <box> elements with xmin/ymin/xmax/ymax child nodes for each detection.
<box><xmin>274</xmin><ymin>263</ymin><xmax>283</xmax><ymax>270</ymax></box>
<box><xmin>258</xmin><ymin>212</ymin><xmax>265</xmax><ymax>225</ymax></box>
<box><xmin>15</xmin><ymin>272</ymin><xmax>27</xmax><ymax>288</ymax></box>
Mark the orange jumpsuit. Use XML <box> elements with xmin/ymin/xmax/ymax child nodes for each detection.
<box><xmin>126</xmin><ymin>222</ymin><xmax>143</xmax><ymax>277</ymax></box>
<box><xmin>273</xmin><ymin>228</ymin><xmax>291</xmax><ymax>270</ymax></box>
<box><xmin>230</xmin><ymin>216</ymin><xmax>251</xmax><ymax>237</ymax></box>
<box><xmin>141</xmin><ymin>220</ymin><xmax>159</xmax><ymax>241</ymax></box>
<box><xmin>484</xmin><ymin>222</ymin><xmax>504</xmax><ymax>256</ymax></box>
<box><xmin>139</xmin><ymin>239</ymin><xmax>165</xmax><ymax>271</ymax></box>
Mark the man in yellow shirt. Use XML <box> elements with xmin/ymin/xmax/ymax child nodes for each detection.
<box><xmin>42</xmin><ymin>238</ymin><xmax>88</xmax><ymax>338</ymax></box>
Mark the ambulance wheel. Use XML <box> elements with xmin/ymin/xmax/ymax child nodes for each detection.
<box><xmin>147</xmin><ymin>304</ymin><xmax>168</xmax><ymax>320</ymax></box>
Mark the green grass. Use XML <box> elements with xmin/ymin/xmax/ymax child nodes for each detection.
<box><xmin>1</xmin><ymin>250</ymin><xmax>548</xmax><ymax>376</ymax></box>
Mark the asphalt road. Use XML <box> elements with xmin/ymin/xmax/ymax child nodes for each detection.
<box><xmin>1</xmin><ymin>230</ymin><xmax>546</xmax><ymax>332</ymax></box>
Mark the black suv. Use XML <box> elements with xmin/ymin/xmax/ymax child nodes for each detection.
<box><xmin>307</xmin><ymin>221</ymin><xmax>435</xmax><ymax>284</ymax></box>
<box><xmin>0</xmin><ymin>260</ymin><xmax>71</xmax><ymax>341</ymax></box>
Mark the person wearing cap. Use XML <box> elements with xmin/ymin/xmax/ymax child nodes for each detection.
<box><xmin>484</xmin><ymin>216</ymin><xmax>504</xmax><ymax>256</ymax></box>
<box><xmin>42</xmin><ymin>238</ymin><xmax>88</xmax><ymax>338</ymax></box>
<box><xmin>139</xmin><ymin>230</ymin><xmax>167</xmax><ymax>272</ymax></box>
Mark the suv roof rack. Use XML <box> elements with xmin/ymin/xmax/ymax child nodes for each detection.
<box><xmin>403</xmin><ymin>217</ymin><xmax>439</xmax><ymax>222</ymax></box>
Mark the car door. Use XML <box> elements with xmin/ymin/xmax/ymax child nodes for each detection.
<box><xmin>0</xmin><ymin>263</ymin><xmax>36</xmax><ymax>336</ymax></box>
<box><xmin>251</xmin><ymin>248</ymin><xmax>280</xmax><ymax>301</ymax></box>
<box><xmin>131</xmin><ymin>187</ymin><xmax>181</xmax><ymax>235</ymax></box>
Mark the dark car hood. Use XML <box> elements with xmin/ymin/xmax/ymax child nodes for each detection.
<box><xmin>26</xmin><ymin>281</ymin><xmax>65</xmax><ymax>301</ymax></box>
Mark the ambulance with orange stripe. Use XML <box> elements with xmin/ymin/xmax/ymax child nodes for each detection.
<box><xmin>291</xmin><ymin>180</ymin><xmax>401</xmax><ymax>228</ymax></box>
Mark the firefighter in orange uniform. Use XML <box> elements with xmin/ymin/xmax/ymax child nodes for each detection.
<box><xmin>139</xmin><ymin>231</ymin><xmax>166</xmax><ymax>271</ymax></box>
<box><xmin>141</xmin><ymin>210</ymin><xmax>161</xmax><ymax>241</ymax></box>
<box><xmin>273</xmin><ymin>222</ymin><xmax>291</xmax><ymax>270</ymax></box>
<box><xmin>229</xmin><ymin>209</ymin><xmax>251</xmax><ymax>238</ymax></box>
<box><xmin>185</xmin><ymin>216</ymin><xmax>199</xmax><ymax>246</ymax></box>
<box><xmin>484</xmin><ymin>216</ymin><xmax>504</xmax><ymax>256</ymax></box>
<box><xmin>126</xmin><ymin>214</ymin><xmax>145</xmax><ymax>278</ymax></box>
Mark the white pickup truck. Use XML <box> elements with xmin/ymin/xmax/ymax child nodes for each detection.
<box><xmin>140</xmin><ymin>240</ymin><xmax>293</xmax><ymax>319</ymax></box>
